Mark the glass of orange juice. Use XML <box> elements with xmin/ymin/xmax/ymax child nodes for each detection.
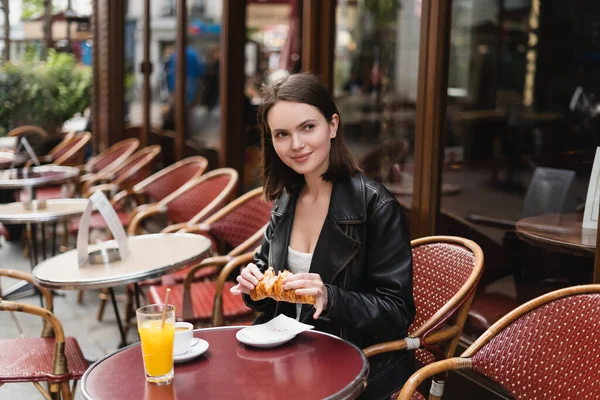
<box><xmin>136</xmin><ymin>304</ymin><xmax>176</xmax><ymax>384</ymax></box>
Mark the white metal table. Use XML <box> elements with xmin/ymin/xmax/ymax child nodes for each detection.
<box><xmin>32</xmin><ymin>233</ymin><xmax>212</xmax><ymax>347</ymax></box>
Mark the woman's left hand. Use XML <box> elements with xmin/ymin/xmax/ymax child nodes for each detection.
<box><xmin>283</xmin><ymin>273</ymin><xmax>328</xmax><ymax>319</ymax></box>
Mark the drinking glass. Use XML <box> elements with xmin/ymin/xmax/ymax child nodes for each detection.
<box><xmin>136</xmin><ymin>304</ymin><xmax>176</xmax><ymax>384</ymax></box>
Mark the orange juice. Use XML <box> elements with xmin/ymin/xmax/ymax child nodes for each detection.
<box><xmin>138</xmin><ymin>320</ymin><xmax>175</xmax><ymax>377</ymax></box>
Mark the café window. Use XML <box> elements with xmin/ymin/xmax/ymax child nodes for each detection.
<box><xmin>436</xmin><ymin>0</ymin><xmax>599</xmax><ymax>344</ymax></box>
<box><xmin>333</xmin><ymin>0</ymin><xmax>420</xmax><ymax>200</ymax></box>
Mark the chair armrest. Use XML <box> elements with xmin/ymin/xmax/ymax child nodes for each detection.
<box><xmin>362</xmin><ymin>339</ymin><xmax>408</xmax><ymax>358</ymax></box>
<box><xmin>161</xmin><ymin>222</ymin><xmax>199</xmax><ymax>234</ymax></box>
<box><xmin>84</xmin><ymin>183</ymin><xmax>121</xmax><ymax>199</ymax></box>
<box><xmin>465</xmin><ymin>212</ymin><xmax>517</xmax><ymax>230</ymax></box>
<box><xmin>179</xmin><ymin>223</ymin><xmax>211</xmax><ymax>234</ymax></box>
<box><xmin>0</xmin><ymin>299</ymin><xmax>69</xmax><ymax>377</ymax></box>
<box><xmin>211</xmin><ymin>252</ymin><xmax>256</xmax><ymax>326</ymax></box>
<box><xmin>398</xmin><ymin>358</ymin><xmax>471</xmax><ymax>400</ymax></box>
<box><xmin>362</xmin><ymin>325</ymin><xmax>462</xmax><ymax>358</ymax></box>
<box><xmin>0</xmin><ymin>269</ymin><xmax>53</xmax><ymax>312</ymax></box>
<box><xmin>126</xmin><ymin>204</ymin><xmax>167</xmax><ymax>236</ymax></box>
<box><xmin>181</xmin><ymin>255</ymin><xmax>233</xmax><ymax>320</ymax></box>
<box><xmin>111</xmin><ymin>188</ymin><xmax>135</xmax><ymax>207</ymax></box>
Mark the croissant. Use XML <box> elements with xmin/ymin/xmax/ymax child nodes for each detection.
<box><xmin>250</xmin><ymin>267</ymin><xmax>315</xmax><ymax>305</ymax></box>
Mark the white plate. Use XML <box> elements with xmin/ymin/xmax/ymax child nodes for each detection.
<box><xmin>173</xmin><ymin>338</ymin><xmax>209</xmax><ymax>363</ymax></box>
<box><xmin>236</xmin><ymin>328</ymin><xmax>297</xmax><ymax>348</ymax></box>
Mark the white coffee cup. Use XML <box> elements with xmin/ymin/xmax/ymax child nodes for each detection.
<box><xmin>173</xmin><ymin>322</ymin><xmax>194</xmax><ymax>356</ymax></box>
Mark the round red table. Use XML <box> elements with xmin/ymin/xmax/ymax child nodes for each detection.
<box><xmin>80</xmin><ymin>326</ymin><xmax>369</xmax><ymax>400</ymax></box>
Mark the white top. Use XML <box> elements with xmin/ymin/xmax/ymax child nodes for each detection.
<box><xmin>287</xmin><ymin>246</ymin><xmax>313</xmax><ymax>321</ymax></box>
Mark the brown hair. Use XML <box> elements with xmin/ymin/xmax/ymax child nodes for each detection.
<box><xmin>258</xmin><ymin>72</ymin><xmax>360</xmax><ymax>200</ymax></box>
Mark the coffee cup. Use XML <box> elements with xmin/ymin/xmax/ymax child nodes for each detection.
<box><xmin>173</xmin><ymin>322</ymin><xmax>194</xmax><ymax>356</ymax></box>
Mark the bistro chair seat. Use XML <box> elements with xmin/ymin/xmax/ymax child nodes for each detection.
<box><xmin>464</xmin><ymin>292</ymin><xmax>519</xmax><ymax>336</ymax></box>
<box><xmin>149</xmin><ymin>281</ymin><xmax>252</xmax><ymax>322</ymax></box>
<box><xmin>363</xmin><ymin>236</ymin><xmax>484</xmax><ymax>400</ymax></box>
<box><xmin>398</xmin><ymin>285</ymin><xmax>600</xmax><ymax>400</ymax></box>
<box><xmin>0</xmin><ymin>269</ymin><xmax>88</xmax><ymax>400</ymax></box>
<box><xmin>0</xmin><ymin>337</ymin><xmax>88</xmax><ymax>383</ymax></box>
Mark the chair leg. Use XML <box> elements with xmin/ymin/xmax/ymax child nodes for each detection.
<box><xmin>97</xmin><ymin>288</ymin><xmax>109</xmax><ymax>321</ymax></box>
<box><xmin>61</xmin><ymin>381</ymin><xmax>72</xmax><ymax>400</ymax></box>
<box><xmin>77</xmin><ymin>290</ymin><xmax>84</xmax><ymax>304</ymax></box>
<box><xmin>32</xmin><ymin>382</ymin><xmax>52</xmax><ymax>400</ymax></box>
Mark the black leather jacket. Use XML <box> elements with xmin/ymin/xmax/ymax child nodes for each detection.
<box><xmin>243</xmin><ymin>173</ymin><xmax>416</xmax><ymax>400</ymax></box>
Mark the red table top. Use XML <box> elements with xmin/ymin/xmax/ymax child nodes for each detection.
<box><xmin>81</xmin><ymin>327</ymin><xmax>369</xmax><ymax>400</ymax></box>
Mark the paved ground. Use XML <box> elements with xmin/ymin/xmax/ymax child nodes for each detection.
<box><xmin>0</xmin><ymin>237</ymin><xmax>140</xmax><ymax>399</ymax></box>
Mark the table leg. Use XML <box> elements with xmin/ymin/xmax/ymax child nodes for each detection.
<box><xmin>109</xmin><ymin>288</ymin><xmax>128</xmax><ymax>348</ymax></box>
<box><xmin>41</xmin><ymin>222</ymin><xmax>47</xmax><ymax>260</ymax></box>
<box><xmin>29</xmin><ymin>223</ymin><xmax>38</xmax><ymax>268</ymax></box>
<box><xmin>134</xmin><ymin>283</ymin><xmax>141</xmax><ymax>310</ymax></box>
<box><xmin>51</xmin><ymin>222</ymin><xmax>57</xmax><ymax>256</ymax></box>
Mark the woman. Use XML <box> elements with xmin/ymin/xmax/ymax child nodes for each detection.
<box><xmin>231</xmin><ymin>73</ymin><xmax>415</xmax><ymax>399</ymax></box>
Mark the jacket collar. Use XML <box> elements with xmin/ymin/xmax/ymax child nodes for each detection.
<box><xmin>274</xmin><ymin>173</ymin><xmax>367</xmax><ymax>224</ymax></box>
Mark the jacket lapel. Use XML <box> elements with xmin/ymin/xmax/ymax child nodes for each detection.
<box><xmin>309</xmin><ymin>215</ymin><xmax>360</xmax><ymax>285</ymax></box>
<box><xmin>269</xmin><ymin>174</ymin><xmax>366</xmax><ymax>285</ymax></box>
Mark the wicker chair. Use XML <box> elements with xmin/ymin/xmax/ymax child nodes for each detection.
<box><xmin>146</xmin><ymin>188</ymin><xmax>272</xmax><ymax>326</ymax></box>
<box><xmin>159</xmin><ymin>187</ymin><xmax>271</xmax><ymax>279</ymax></box>
<box><xmin>81</xmin><ymin>145</ymin><xmax>161</xmax><ymax>197</ymax></box>
<box><xmin>148</xmin><ymin>228</ymin><xmax>266</xmax><ymax>326</ymax></box>
<box><xmin>82</xmin><ymin>138</ymin><xmax>140</xmax><ymax>175</ymax></box>
<box><xmin>0</xmin><ymin>269</ymin><xmax>88</xmax><ymax>400</ymax></box>
<box><xmin>398</xmin><ymin>285</ymin><xmax>600</xmax><ymax>400</ymax></box>
<box><xmin>363</xmin><ymin>236</ymin><xmax>484</xmax><ymax>400</ymax></box>
<box><xmin>126</xmin><ymin>168</ymin><xmax>239</xmax><ymax>236</ymax></box>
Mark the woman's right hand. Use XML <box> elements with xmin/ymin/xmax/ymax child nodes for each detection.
<box><xmin>230</xmin><ymin>263</ymin><xmax>264</xmax><ymax>295</ymax></box>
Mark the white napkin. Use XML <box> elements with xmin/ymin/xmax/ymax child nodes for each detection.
<box><xmin>240</xmin><ymin>314</ymin><xmax>314</xmax><ymax>343</ymax></box>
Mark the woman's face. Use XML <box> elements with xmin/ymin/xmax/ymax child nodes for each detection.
<box><xmin>267</xmin><ymin>101</ymin><xmax>338</xmax><ymax>177</ymax></box>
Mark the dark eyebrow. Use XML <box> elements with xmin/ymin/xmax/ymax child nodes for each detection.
<box><xmin>272</xmin><ymin>119</ymin><xmax>318</xmax><ymax>134</ymax></box>
<box><xmin>296</xmin><ymin>119</ymin><xmax>317</xmax><ymax>128</ymax></box>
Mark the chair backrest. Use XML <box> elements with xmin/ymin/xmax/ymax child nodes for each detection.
<box><xmin>7</xmin><ymin>125</ymin><xmax>48</xmax><ymax>138</ymax></box>
<box><xmin>409</xmin><ymin>236</ymin><xmax>484</xmax><ymax>364</ymax></box>
<box><xmin>465</xmin><ymin>285</ymin><xmax>600</xmax><ymax>399</ymax></box>
<box><xmin>521</xmin><ymin>167</ymin><xmax>576</xmax><ymax>218</ymax></box>
<box><xmin>52</xmin><ymin>132</ymin><xmax>92</xmax><ymax>166</ymax></box>
<box><xmin>162</xmin><ymin>168</ymin><xmax>239</xmax><ymax>224</ymax></box>
<box><xmin>112</xmin><ymin>145</ymin><xmax>162</xmax><ymax>187</ymax></box>
<box><xmin>85</xmin><ymin>138</ymin><xmax>140</xmax><ymax>174</ymax></box>
<box><xmin>205</xmin><ymin>187</ymin><xmax>273</xmax><ymax>251</ymax></box>
<box><xmin>133</xmin><ymin>156</ymin><xmax>208</xmax><ymax>202</ymax></box>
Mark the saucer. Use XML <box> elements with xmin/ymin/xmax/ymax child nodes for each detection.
<box><xmin>173</xmin><ymin>338</ymin><xmax>209</xmax><ymax>363</ymax></box>
<box><xmin>236</xmin><ymin>328</ymin><xmax>297</xmax><ymax>349</ymax></box>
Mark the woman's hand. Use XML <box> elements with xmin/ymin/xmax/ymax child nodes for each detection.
<box><xmin>230</xmin><ymin>263</ymin><xmax>264</xmax><ymax>295</ymax></box>
<box><xmin>283</xmin><ymin>273</ymin><xmax>328</xmax><ymax>319</ymax></box>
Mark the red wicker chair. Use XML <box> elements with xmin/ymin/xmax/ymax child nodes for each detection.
<box><xmin>72</xmin><ymin>156</ymin><xmax>208</xmax><ymax>234</ymax></box>
<box><xmin>19</xmin><ymin>132</ymin><xmax>92</xmax><ymax>201</ymax></box>
<box><xmin>81</xmin><ymin>145</ymin><xmax>162</xmax><ymax>196</ymax></box>
<box><xmin>146</xmin><ymin>188</ymin><xmax>272</xmax><ymax>326</ymax></box>
<box><xmin>363</xmin><ymin>236</ymin><xmax>484</xmax><ymax>400</ymax></box>
<box><xmin>126</xmin><ymin>168</ymin><xmax>239</xmax><ymax>236</ymax></box>
<box><xmin>0</xmin><ymin>269</ymin><xmax>88</xmax><ymax>400</ymax></box>
<box><xmin>83</xmin><ymin>138</ymin><xmax>140</xmax><ymax>175</ymax></box>
<box><xmin>159</xmin><ymin>187</ymin><xmax>271</xmax><ymax>279</ymax></box>
<box><xmin>398</xmin><ymin>284</ymin><xmax>600</xmax><ymax>400</ymax></box>
<box><xmin>148</xmin><ymin>229</ymin><xmax>265</xmax><ymax>327</ymax></box>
